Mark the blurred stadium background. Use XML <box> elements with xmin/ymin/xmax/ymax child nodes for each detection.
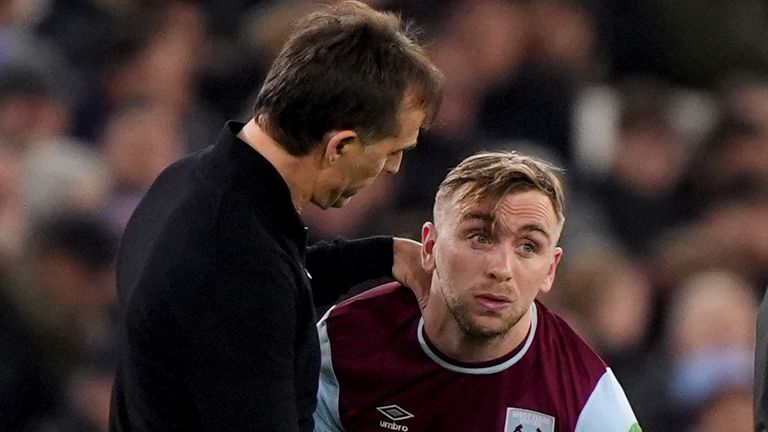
<box><xmin>0</xmin><ymin>0</ymin><xmax>766</xmax><ymax>430</ymax></box>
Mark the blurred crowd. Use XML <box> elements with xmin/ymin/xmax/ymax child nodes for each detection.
<box><xmin>0</xmin><ymin>0</ymin><xmax>766</xmax><ymax>431</ymax></box>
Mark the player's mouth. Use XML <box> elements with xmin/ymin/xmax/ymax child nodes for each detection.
<box><xmin>474</xmin><ymin>294</ymin><xmax>512</xmax><ymax>310</ymax></box>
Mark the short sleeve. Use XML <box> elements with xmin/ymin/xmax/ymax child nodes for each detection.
<box><xmin>575</xmin><ymin>369</ymin><xmax>641</xmax><ymax>432</ymax></box>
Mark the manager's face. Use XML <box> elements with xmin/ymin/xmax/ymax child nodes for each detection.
<box><xmin>313</xmin><ymin>97</ymin><xmax>424</xmax><ymax>209</ymax></box>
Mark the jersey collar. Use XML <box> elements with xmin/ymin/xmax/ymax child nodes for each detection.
<box><xmin>416</xmin><ymin>302</ymin><xmax>538</xmax><ymax>374</ymax></box>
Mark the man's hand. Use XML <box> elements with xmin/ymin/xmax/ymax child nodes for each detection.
<box><xmin>392</xmin><ymin>237</ymin><xmax>431</xmax><ymax>311</ymax></box>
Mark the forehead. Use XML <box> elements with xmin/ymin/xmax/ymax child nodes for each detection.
<box><xmin>446</xmin><ymin>189</ymin><xmax>559</xmax><ymax>230</ymax></box>
<box><xmin>369</xmin><ymin>103</ymin><xmax>425</xmax><ymax>153</ymax></box>
<box><xmin>397</xmin><ymin>90</ymin><xmax>427</xmax><ymax>127</ymax></box>
<box><xmin>398</xmin><ymin>101</ymin><xmax>426</xmax><ymax>136</ymax></box>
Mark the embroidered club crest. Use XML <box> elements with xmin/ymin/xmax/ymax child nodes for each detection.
<box><xmin>503</xmin><ymin>408</ymin><xmax>555</xmax><ymax>432</ymax></box>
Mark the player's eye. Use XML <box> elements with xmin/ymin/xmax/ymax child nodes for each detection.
<box><xmin>469</xmin><ymin>233</ymin><xmax>491</xmax><ymax>246</ymax></box>
<box><xmin>518</xmin><ymin>242</ymin><xmax>537</xmax><ymax>255</ymax></box>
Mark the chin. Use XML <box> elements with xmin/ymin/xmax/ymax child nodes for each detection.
<box><xmin>330</xmin><ymin>198</ymin><xmax>349</xmax><ymax>208</ymax></box>
<box><xmin>462</xmin><ymin>315</ymin><xmax>518</xmax><ymax>339</ymax></box>
<box><xmin>310</xmin><ymin>197</ymin><xmax>330</xmax><ymax>210</ymax></box>
<box><xmin>460</xmin><ymin>324</ymin><xmax>507</xmax><ymax>340</ymax></box>
<box><xmin>331</xmin><ymin>191</ymin><xmax>357</xmax><ymax>208</ymax></box>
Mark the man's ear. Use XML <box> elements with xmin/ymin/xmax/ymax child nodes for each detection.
<box><xmin>421</xmin><ymin>222</ymin><xmax>437</xmax><ymax>272</ymax></box>
<box><xmin>323</xmin><ymin>129</ymin><xmax>358</xmax><ymax>165</ymax></box>
<box><xmin>540</xmin><ymin>246</ymin><xmax>563</xmax><ymax>294</ymax></box>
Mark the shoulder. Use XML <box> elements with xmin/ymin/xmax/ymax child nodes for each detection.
<box><xmin>574</xmin><ymin>369</ymin><xmax>639</xmax><ymax>431</ymax></box>
<box><xmin>529</xmin><ymin>302</ymin><xmax>639</xmax><ymax>429</ymax></box>
<box><xmin>331</xmin><ymin>281</ymin><xmax>416</xmax><ymax>313</ymax></box>
<box><xmin>532</xmin><ymin>301</ymin><xmax>610</xmax><ymax>398</ymax></box>
<box><xmin>534</xmin><ymin>301</ymin><xmax>607</xmax><ymax>371</ymax></box>
<box><xmin>319</xmin><ymin>282</ymin><xmax>419</xmax><ymax>333</ymax></box>
<box><xmin>337</xmin><ymin>281</ymin><xmax>412</xmax><ymax>306</ymax></box>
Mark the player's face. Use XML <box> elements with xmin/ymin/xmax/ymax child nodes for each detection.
<box><xmin>422</xmin><ymin>189</ymin><xmax>563</xmax><ymax>339</ymax></box>
<box><xmin>316</xmin><ymin>102</ymin><xmax>424</xmax><ymax>209</ymax></box>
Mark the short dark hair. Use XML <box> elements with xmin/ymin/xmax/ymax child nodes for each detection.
<box><xmin>254</xmin><ymin>0</ymin><xmax>443</xmax><ymax>156</ymax></box>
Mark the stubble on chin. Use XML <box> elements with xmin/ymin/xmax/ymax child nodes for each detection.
<box><xmin>448</xmin><ymin>301</ymin><xmax>521</xmax><ymax>340</ymax></box>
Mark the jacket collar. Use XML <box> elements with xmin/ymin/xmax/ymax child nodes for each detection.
<box><xmin>205</xmin><ymin>121</ymin><xmax>308</xmax><ymax>252</ymax></box>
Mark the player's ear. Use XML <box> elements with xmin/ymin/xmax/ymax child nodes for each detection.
<box><xmin>540</xmin><ymin>247</ymin><xmax>563</xmax><ymax>294</ymax></box>
<box><xmin>323</xmin><ymin>129</ymin><xmax>358</xmax><ymax>165</ymax></box>
<box><xmin>421</xmin><ymin>222</ymin><xmax>437</xmax><ymax>271</ymax></box>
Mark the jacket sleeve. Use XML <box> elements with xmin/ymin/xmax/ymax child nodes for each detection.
<box><xmin>574</xmin><ymin>369</ymin><xmax>641</xmax><ymax>432</ymax></box>
<box><xmin>306</xmin><ymin>236</ymin><xmax>393</xmax><ymax>306</ymax></box>
<box><xmin>177</xmin><ymin>259</ymin><xmax>303</xmax><ymax>431</ymax></box>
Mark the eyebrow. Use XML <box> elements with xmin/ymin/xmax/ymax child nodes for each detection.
<box><xmin>519</xmin><ymin>223</ymin><xmax>552</xmax><ymax>241</ymax></box>
<box><xmin>460</xmin><ymin>212</ymin><xmax>552</xmax><ymax>241</ymax></box>
<box><xmin>460</xmin><ymin>211</ymin><xmax>494</xmax><ymax>224</ymax></box>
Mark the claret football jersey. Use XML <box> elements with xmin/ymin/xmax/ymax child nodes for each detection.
<box><xmin>314</xmin><ymin>283</ymin><xmax>640</xmax><ymax>432</ymax></box>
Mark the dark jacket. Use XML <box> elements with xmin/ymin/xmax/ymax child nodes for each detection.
<box><xmin>109</xmin><ymin>122</ymin><xmax>393</xmax><ymax>432</ymax></box>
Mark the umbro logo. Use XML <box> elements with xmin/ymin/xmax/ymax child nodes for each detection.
<box><xmin>377</xmin><ymin>405</ymin><xmax>414</xmax><ymax>431</ymax></box>
<box><xmin>377</xmin><ymin>405</ymin><xmax>414</xmax><ymax>421</ymax></box>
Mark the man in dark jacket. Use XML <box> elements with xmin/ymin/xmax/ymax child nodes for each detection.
<box><xmin>108</xmin><ymin>2</ymin><xmax>443</xmax><ymax>431</ymax></box>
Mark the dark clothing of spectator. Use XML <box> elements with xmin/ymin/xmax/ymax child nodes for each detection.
<box><xmin>0</xmin><ymin>279</ymin><xmax>57</xmax><ymax>431</ymax></box>
<box><xmin>590</xmin><ymin>178</ymin><xmax>684</xmax><ymax>257</ymax></box>
<box><xmin>477</xmin><ymin>65</ymin><xmax>574</xmax><ymax>165</ymax></box>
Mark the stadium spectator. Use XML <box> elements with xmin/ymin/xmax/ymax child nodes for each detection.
<box><xmin>66</xmin><ymin>0</ymin><xmax>222</xmax><ymax>151</ymax></box>
<box><xmin>625</xmin><ymin>271</ymin><xmax>757</xmax><ymax>430</ymax></box>
<box><xmin>653</xmin><ymin>178</ymin><xmax>768</xmax><ymax>293</ymax></box>
<box><xmin>695</xmin><ymin>386</ymin><xmax>752</xmax><ymax>432</ymax></box>
<box><xmin>0</xmin><ymin>268</ymin><xmax>56</xmax><ymax>431</ymax></box>
<box><xmin>0</xmin><ymin>65</ymin><xmax>112</xmax><ymax>252</ymax></box>
<box><xmin>30</xmin><ymin>361</ymin><xmax>114</xmax><ymax>432</ymax></box>
<box><xmin>0</xmin><ymin>65</ymin><xmax>69</xmax><ymax>154</ymax></box>
<box><xmin>527</xmin><ymin>0</ymin><xmax>605</xmax><ymax>85</ymax></box>
<box><xmin>0</xmin><ymin>212</ymin><xmax>118</xmax><ymax>431</ymax></box>
<box><xmin>97</xmin><ymin>100</ymin><xmax>186</xmax><ymax>230</ymax></box>
<box><xmin>586</xmin><ymin>78</ymin><xmax>690</xmax><ymax>257</ymax></box>
<box><xmin>17</xmin><ymin>212</ymin><xmax>118</xmax><ymax>382</ymax></box>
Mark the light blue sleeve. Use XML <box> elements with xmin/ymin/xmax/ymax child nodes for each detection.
<box><xmin>314</xmin><ymin>307</ymin><xmax>344</xmax><ymax>432</ymax></box>
<box><xmin>575</xmin><ymin>369</ymin><xmax>642</xmax><ymax>432</ymax></box>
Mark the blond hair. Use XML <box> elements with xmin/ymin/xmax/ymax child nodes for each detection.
<box><xmin>434</xmin><ymin>151</ymin><xmax>565</xmax><ymax>224</ymax></box>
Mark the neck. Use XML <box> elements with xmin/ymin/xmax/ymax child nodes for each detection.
<box><xmin>422</xmin><ymin>292</ymin><xmax>532</xmax><ymax>363</ymax></box>
<box><xmin>237</xmin><ymin>118</ymin><xmax>318</xmax><ymax>213</ymax></box>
